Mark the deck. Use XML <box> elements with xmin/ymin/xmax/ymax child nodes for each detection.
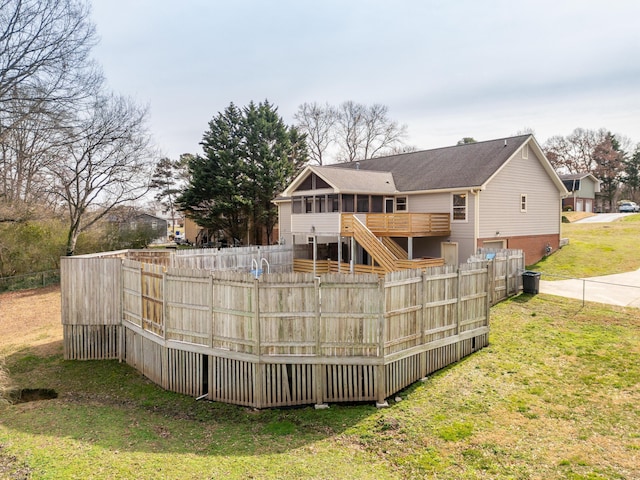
<box><xmin>341</xmin><ymin>213</ymin><xmax>450</xmax><ymax>237</ymax></box>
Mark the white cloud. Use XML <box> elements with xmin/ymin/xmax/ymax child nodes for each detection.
<box><xmin>90</xmin><ymin>0</ymin><xmax>640</xmax><ymax>157</ymax></box>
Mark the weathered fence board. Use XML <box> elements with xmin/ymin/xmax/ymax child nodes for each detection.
<box><xmin>62</xmin><ymin>247</ymin><xmax>523</xmax><ymax>408</ymax></box>
<box><xmin>61</xmin><ymin>256</ymin><xmax>122</xmax><ymax>326</ymax></box>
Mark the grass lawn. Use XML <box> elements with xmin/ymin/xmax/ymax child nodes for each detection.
<box><xmin>530</xmin><ymin>213</ymin><xmax>640</xmax><ymax>277</ymax></box>
<box><xmin>1</xmin><ymin>219</ymin><xmax>639</xmax><ymax>479</ymax></box>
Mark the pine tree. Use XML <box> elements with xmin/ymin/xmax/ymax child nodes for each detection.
<box><xmin>177</xmin><ymin>101</ymin><xmax>307</xmax><ymax>245</ymax></box>
<box><xmin>150</xmin><ymin>157</ymin><xmax>184</xmax><ymax>232</ymax></box>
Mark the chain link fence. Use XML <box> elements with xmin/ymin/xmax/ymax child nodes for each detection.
<box><xmin>0</xmin><ymin>270</ymin><xmax>60</xmax><ymax>293</ymax></box>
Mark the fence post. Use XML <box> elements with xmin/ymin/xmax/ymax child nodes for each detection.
<box><xmin>253</xmin><ymin>276</ymin><xmax>263</xmax><ymax>409</ymax></box>
<box><xmin>314</xmin><ymin>276</ymin><xmax>326</xmax><ymax>408</ymax></box>
<box><xmin>376</xmin><ymin>277</ymin><xmax>388</xmax><ymax>407</ymax></box>
<box><xmin>505</xmin><ymin>250</ymin><xmax>510</xmax><ymax>296</ymax></box>
<box><xmin>485</xmin><ymin>264</ymin><xmax>491</xmax><ymax>329</ymax></box>
<box><xmin>119</xmin><ymin>260</ymin><xmax>125</xmax><ymax>363</ymax></box>
<box><xmin>162</xmin><ymin>266</ymin><xmax>167</xmax><ymax>340</ymax></box>
<box><xmin>456</xmin><ymin>267</ymin><xmax>462</xmax><ymax>361</ymax></box>
<box><xmin>140</xmin><ymin>264</ymin><xmax>145</xmax><ymax>332</ymax></box>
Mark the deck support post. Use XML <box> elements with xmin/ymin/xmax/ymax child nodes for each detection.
<box><xmin>407</xmin><ymin>237</ymin><xmax>413</xmax><ymax>260</ymax></box>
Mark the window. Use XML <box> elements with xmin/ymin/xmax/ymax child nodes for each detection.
<box><xmin>522</xmin><ymin>144</ymin><xmax>529</xmax><ymax>159</ymax></box>
<box><xmin>151</xmin><ymin>220</ymin><xmax>158</xmax><ymax>229</ymax></box>
<box><xmin>342</xmin><ymin>194</ymin><xmax>354</xmax><ymax>212</ymax></box>
<box><xmin>292</xmin><ymin>196</ymin><xmax>303</xmax><ymax>214</ymax></box>
<box><xmin>297</xmin><ymin>175</ymin><xmax>313</xmax><ymax>191</ymax></box>
<box><xmin>328</xmin><ymin>194</ymin><xmax>339</xmax><ymax>212</ymax></box>
<box><xmin>371</xmin><ymin>196</ymin><xmax>383</xmax><ymax>213</ymax></box>
<box><xmin>294</xmin><ymin>173</ymin><xmax>331</xmax><ymax>192</ymax></box>
<box><xmin>357</xmin><ymin>195</ymin><xmax>369</xmax><ymax>212</ymax></box>
<box><xmin>520</xmin><ymin>194</ymin><xmax>527</xmax><ymax>212</ymax></box>
<box><xmin>395</xmin><ymin>197</ymin><xmax>407</xmax><ymax>211</ymax></box>
<box><xmin>315</xmin><ymin>195</ymin><xmax>326</xmax><ymax>213</ymax></box>
<box><xmin>305</xmin><ymin>196</ymin><xmax>313</xmax><ymax>213</ymax></box>
<box><xmin>452</xmin><ymin>193</ymin><xmax>467</xmax><ymax>221</ymax></box>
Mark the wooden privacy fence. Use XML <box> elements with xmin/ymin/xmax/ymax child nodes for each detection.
<box><xmin>61</xmin><ymin>246</ymin><xmax>521</xmax><ymax>408</ymax></box>
<box><xmin>469</xmin><ymin>249</ymin><xmax>525</xmax><ymax>305</ymax></box>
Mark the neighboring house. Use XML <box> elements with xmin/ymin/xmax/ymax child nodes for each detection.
<box><xmin>559</xmin><ymin>173</ymin><xmax>600</xmax><ymax>213</ymax></box>
<box><xmin>276</xmin><ymin>135</ymin><xmax>567</xmax><ymax>268</ymax></box>
<box><xmin>122</xmin><ymin>213</ymin><xmax>168</xmax><ymax>245</ymax></box>
<box><xmin>154</xmin><ymin>208</ymin><xmax>185</xmax><ymax>240</ymax></box>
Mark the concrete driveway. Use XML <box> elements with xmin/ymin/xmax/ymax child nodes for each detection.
<box><xmin>539</xmin><ymin>269</ymin><xmax>640</xmax><ymax>308</ymax></box>
<box><xmin>541</xmin><ymin>212</ymin><xmax>640</xmax><ymax>307</ymax></box>
<box><xmin>574</xmin><ymin>213</ymin><xmax>631</xmax><ymax>223</ymax></box>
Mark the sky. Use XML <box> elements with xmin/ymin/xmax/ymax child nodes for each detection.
<box><xmin>90</xmin><ymin>0</ymin><xmax>640</xmax><ymax>161</ymax></box>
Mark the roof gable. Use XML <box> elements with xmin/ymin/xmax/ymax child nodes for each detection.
<box><xmin>331</xmin><ymin>135</ymin><xmax>533</xmax><ymax>192</ymax></box>
<box><xmin>282</xmin><ymin>135</ymin><xmax>567</xmax><ymax>197</ymax></box>
<box><xmin>283</xmin><ymin>165</ymin><xmax>397</xmax><ymax>196</ymax></box>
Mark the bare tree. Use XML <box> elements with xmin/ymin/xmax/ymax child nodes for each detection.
<box><xmin>0</xmin><ymin>0</ymin><xmax>99</xmax><ymax>123</ymax></box>
<box><xmin>50</xmin><ymin>93</ymin><xmax>155</xmax><ymax>255</ymax></box>
<box><xmin>293</xmin><ymin>102</ymin><xmax>334</xmax><ymax>166</ymax></box>
<box><xmin>335</xmin><ymin>102</ymin><xmax>408</xmax><ymax>163</ymax></box>
<box><xmin>359</xmin><ymin>103</ymin><xmax>408</xmax><ymax>160</ymax></box>
<box><xmin>0</xmin><ymin>92</ymin><xmax>64</xmax><ymax>207</ymax></box>
<box><xmin>0</xmin><ymin>0</ymin><xmax>101</xmax><ymax>215</ymax></box>
<box><xmin>543</xmin><ymin>128</ymin><xmax>604</xmax><ymax>174</ymax></box>
<box><xmin>294</xmin><ymin>101</ymin><xmax>408</xmax><ymax>164</ymax></box>
<box><xmin>335</xmin><ymin>101</ymin><xmax>364</xmax><ymax>163</ymax></box>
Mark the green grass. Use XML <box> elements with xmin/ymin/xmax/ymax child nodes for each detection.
<box><xmin>530</xmin><ymin>214</ymin><xmax>640</xmax><ymax>277</ymax></box>
<box><xmin>2</xmin><ymin>220</ymin><xmax>640</xmax><ymax>479</ymax></box>
<box><xmin>1</xmin><ymin>295</ymin><xmax>639</xmax><ymax>479</ymax></box>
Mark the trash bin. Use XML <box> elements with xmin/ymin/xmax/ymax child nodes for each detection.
<box><xmin>522</xmin><ymin>271</ymin><xmax>541</xmax><ymax>294</ymax></box>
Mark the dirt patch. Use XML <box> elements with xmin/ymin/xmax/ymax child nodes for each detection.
<box><xmin>562</xmin><ymin>211</ymin><xmax>595</xmax><ymax>222</ymax></box>
<box><xmin>7</xmin><ymin>388</ymin><xmax>58</xmax><ymax>404</ymax></box>
<box><xmin>0</xmin><ymin>285</ymin><xmax>62</xmax><ymax>357</ymax></box>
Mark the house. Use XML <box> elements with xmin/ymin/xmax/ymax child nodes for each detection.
<box><xmin>120</xmin><ymin>213</ymin><xmax>168</xmax><ymax>245</ymax></box>
<box><xmin>276</xmin><ymin>135</ymin><xmax>568</xmax><ymax>268</ymax></box>
<box><xmin>559</xmin><ymin>173</ymin><xmax>600</xmax><ymax>213</ymax></box>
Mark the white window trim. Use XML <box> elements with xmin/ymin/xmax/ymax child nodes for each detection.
<box><xmin>452</xmin><ymin>192</ymin><xmax>468</xmax><ymax>223</ymax></box>
<box><xmin>395</xmin><ymin>196</ymin><xmax>408</xmax><ymax>212</ymax></box>
<box><xmin>520</xmin><ymin>194</ymin><xmax>528</xmax><ymax>212</ymax></box>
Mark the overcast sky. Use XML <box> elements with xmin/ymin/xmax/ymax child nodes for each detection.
<box><xmin>90</xmin><ymin>0</ymin><xmax>640</xmax><ymax>160</ymax></box>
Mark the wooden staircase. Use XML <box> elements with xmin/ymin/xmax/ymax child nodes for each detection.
<box><xmin>380</xmin><ymin>237</ymin><xmax>408</xmax><ymax>260</ymax></box>
<box><xmin>350</xmin><ymin>216</ymin><xmax>399</xmax><ymax>272</ymax></box>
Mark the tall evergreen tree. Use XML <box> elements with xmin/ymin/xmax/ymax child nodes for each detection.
<box><xmin>178</xmin><ymin>103</ymin><xmax>248</xmax><ymax>243</ymax></box>
<box><xmin>150</xmin><ymin>157</ymin><xmax>184</xmax><ymax>232</ymax></box>
<box><xmin>593</xmin><ymin>132</ymin><xmax>624</xmax><ymax>212</ymax></box>
<box><xmin>178</xmin><ymin>101</ymin><xmax>307</xmax><ymax>245</ymax></box>
<box><xmin>621</xmin><ymin>145</ymin><xmax>640</xmax><ymax>202</ymax></box>
<box><xmin>243</xmin><ymin>100</ymin><xmax>307</xmax><ymax>244</ymax></box>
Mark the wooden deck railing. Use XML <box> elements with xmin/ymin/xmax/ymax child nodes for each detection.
<box><xmin>293</xmin><ymin>257</ymin><xmax>444</xmax><ymax>276</ymax></box>
<box><xmin>341</xmin><ymin>213</ymin><xmax>450</xmax><ymax>237</ymax></box>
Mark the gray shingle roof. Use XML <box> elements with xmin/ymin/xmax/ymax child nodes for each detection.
<box><xmin>311</xmin><ymin>166</ymin><xmax>397</xmax><ymax>193</ymax></box>
<box><xmin>559</xmin><ymin>173</ymin><xmax>593</xmax><ymax>181</ymax></box>
<box><xmin>330</xmin><ymin>135</ymin><xmax>531</xmax><ymax>192</ymax></box>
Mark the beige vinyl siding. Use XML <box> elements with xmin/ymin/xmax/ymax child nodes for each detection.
<box><xmin>278</xmin><ymin>201</ymin><xmax>292</xmax><ymax>245</ymax></box>
<box><xmin>409</xmin><ymin>192</ymin><xmax>476</xmax><ymax>262</ymax></box>
<box><xmin>479</xmin><ymin>144</ymin><xmax>561</xmax><ymax>238</ymax></box>
<box><xmin>406</xmin><ymin>192</ymin><xmax>450</xmax><ymax>212</ymax></box>
<box><xmin>578</xmin><ymin>178</ymin><xmax>597</xmax><ymax>198</ymax></box>
<box><xmin>291</xmin><ymin>213</ymin><xmax>341</xmax><ymax>239</ymax></box>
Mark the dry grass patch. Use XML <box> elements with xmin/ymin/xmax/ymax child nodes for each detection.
<box><xmin>0</xmin><ymin>285</ymin><xmax>62</xmax><ymax>357</ymax></box>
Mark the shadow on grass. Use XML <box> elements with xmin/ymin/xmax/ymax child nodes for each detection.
<box><xmin>1</xmin><ymin>342</ymin><xmax>381</xmax><ymax>457</ymax></box>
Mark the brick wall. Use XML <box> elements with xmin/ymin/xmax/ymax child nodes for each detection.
<box><xmin>479</xmin><ymin>233</ymin><xmax>560</xmax><ymax>265</ymax></box>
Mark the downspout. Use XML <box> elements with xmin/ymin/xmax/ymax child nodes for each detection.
<box><xmin>470</xmin><ymin>188</ymin><xmax>480</xmax><ymax>251</ymax></box>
